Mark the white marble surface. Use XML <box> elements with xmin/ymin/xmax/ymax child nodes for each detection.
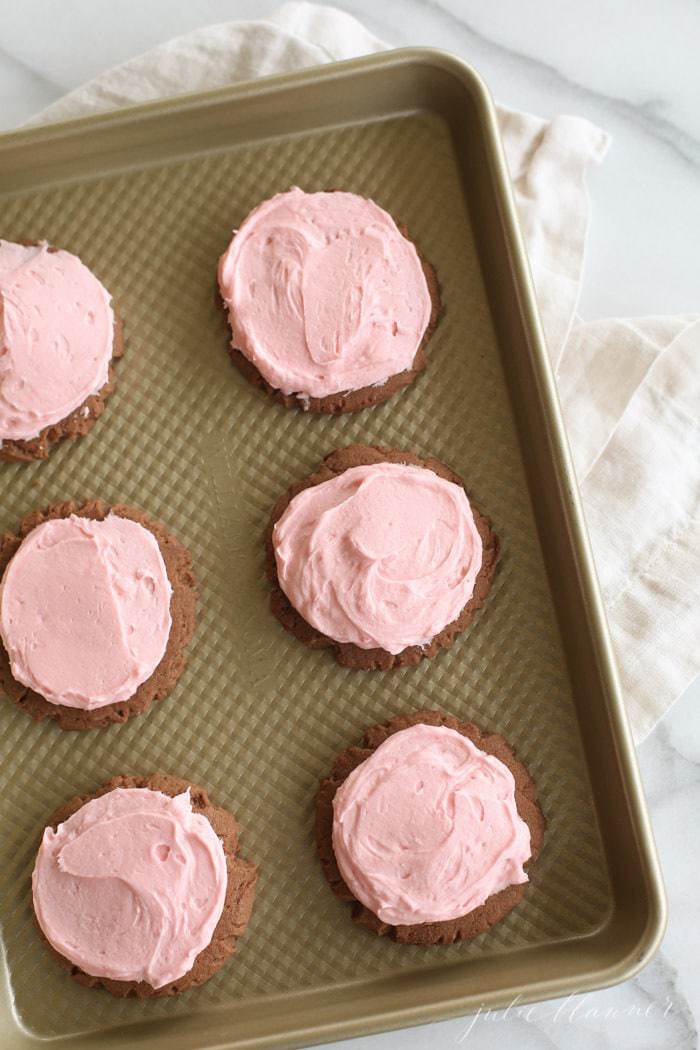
<box><xmin>2</xmin><ymin>3</ymin><xmax>698</xmax><ymax>1049</ymax></box>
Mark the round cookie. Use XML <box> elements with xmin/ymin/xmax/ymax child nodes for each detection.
<box><xmin>218</xmin><ymin>189</ymin><xmax>441</xmax><ymax>414</ymax></box>
<box><xmin>316</xmin><ymin>710</ymin><xmax>546</xmax><ymax>944</ymax></box>
<box><xmin>0</xmin><ymin>241</ymin><xmax>123</xmax><ymax>462</ymax></box>
<box><xmin>33</xmin><ymin>773</ymin><xmax>258</xmax><ymax>998</ymax></box>
<box><xmin>266</xmin><ymin>445</ymin><xmax>499</xmax><ymax>669</ymax></box>
<box><xmin>0</xmin><ymin>501</ymin><xmax>197</xmax><ymax>730</ymax></box>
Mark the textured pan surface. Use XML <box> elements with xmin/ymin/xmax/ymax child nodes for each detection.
<box><xmin>0</xmin><ymin>71</ymin><xmax>613</xmax><ymax>1045</ymax></box>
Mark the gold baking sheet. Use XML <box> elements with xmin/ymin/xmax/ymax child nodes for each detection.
<box><xmin>0</xmin><ymin>50</ymin><xmax>664</xmax><ymax>1050</ymax></box>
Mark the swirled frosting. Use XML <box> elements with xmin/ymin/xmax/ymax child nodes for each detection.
<box><xmin>0</xmin><ymin>514</ymin><xmax>172</xmax><ymax>709</ymax></box>
<box><xmin>217</xmin><ymin>188</ymin><xmax>432</xmax><ymax>398</ymax></box>
<box><xmin>333</xmin><ymin>723</ymin><xmax>532</xmax><ymax>925</ymax></box>
<box><xmin>32</xmin><ymin>787</ymin><xmax>227</xmax><ymax>988</ymax></box>
<box><xmin>272</xmin><ymin>462</ymin><xmax>483</xmax><ymax>653</ymax></box>
<box><xmin>0</xmin><ymin>240</ymin><xmax>114</xmax><ymax>441</ymax></box>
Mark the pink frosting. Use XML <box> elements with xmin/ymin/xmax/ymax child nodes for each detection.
<box><xmin>272</xmin><ymin>462</ymin><xmax>483</xmax><ymax>653</ymax></box>
<box><xmin>32</xmin><ymin>787</ymin><xmax>227</xmax><ymax>988</ymax></box>
<box><xmin>217</xmin><ymin>188</ymin><xmax>432</xmax><ymax>399</ymax></box>
<box><xmin>0</xmin><ymin>514</ymin><xmax>172</xmax><ymax>709</ymax></box>
<box><xmin>333</xmin><ymin>724</ymin><xmax>532</xmax><ymax>925</ymax></box>
<box><xmin>0</xmin><ymin>240</ymin><xmax>114</xmax><ymax>441</ymax></box>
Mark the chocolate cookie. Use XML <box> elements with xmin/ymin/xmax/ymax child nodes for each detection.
<box><xmin>266</xmin><ymin>444</ymin><xmax>499</xmax><ymax>669</ymax></box>
<box><xmin>36</xmin><ymin>773</ymin><xmax>258</xmax><ymax>997</ymax></box>
<box><xmin>0</xmin><ymin>501</ymin><xmax>197</xmax><ymax>730</ymax></box>
<box><xmin>316</xmin><ymin>710</ymin><xmax>545</xmax><ymax>944</ymax></box>
<box><xmin>0</xmin><ymin>243</ymin><xmax>123</xmax><ymax>463</ymax></box>
<box><xmin>221</xmin><ymin>202</ymin><xmax>441</xmax><ymax>414</ymax></box>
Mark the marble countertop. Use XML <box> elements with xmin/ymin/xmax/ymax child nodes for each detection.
<box><xmin>2</xmin><ymin>3</ymin><xmax>698</xmax><ymax>1049</ymax></box>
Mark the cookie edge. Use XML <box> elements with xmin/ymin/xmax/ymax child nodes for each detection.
<box><xmin>315</xmin><ymin>709</ymin><xmax>546</xmax><ymax>944</ymax></box>
<box><xmin>266</xmin><ymin>444</ymin><xmax>500</xmax><ymax>669</ymax></box>
<box><xmin>33</xmin><ymin>772</ymin><xmax>258</xmax><ymax>997</ymax></box>
<box><xmin>220</xmin><ymin>214</ymin><xmax>442</xmax><ymax>414</ymax></box>
<box><xmin>0</xmin><ymin>501</ymin><xmax>197</xmax><ymax>730</ymax></box>
<box><xmin>0</xmin><ymin>243</ymin><xmax>124</xmax><ymax>462</ymax></box>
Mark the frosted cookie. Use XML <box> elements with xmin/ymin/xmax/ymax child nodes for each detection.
<box><xmin>0</xmin><ymin>501</ymin><xmax>197</xmax><ymax>730</ymax></box>
<box><xmin>32</xmin><ymin>773</ymin><xmax>258</xmax><ymax>997</ymax></box>
<box><xmin>316</xmin><ymin>710</ymin><xmax>545</xmax><ymax>944</ymax></box>
<box><xmin>218</xmin><ymin>189</ymin><xmax>441</xmax><ymax>413</ymax></box>
<box><xmin>267</xmin><ymin>445</ymin><xmax>499</xmax><ymax>669</ymax></box>
<box><xmin>0</xmin><ymin>240</ymin><xmax>122</xmax><ymax>461</ymax></box>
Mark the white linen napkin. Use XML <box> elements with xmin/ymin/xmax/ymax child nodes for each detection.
<box><xmin>27</xmin><ymin>1</ymin><xmax>699</xmax><ymax>743</ymax></box>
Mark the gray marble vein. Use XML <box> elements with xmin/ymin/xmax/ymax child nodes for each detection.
<box><xmin>354</xmin><ymin>0</ymin><xmax>700</xmax><ymax>168</ymax></box>
<box><xmin>0</xmin><ymin>43</ymin><xmax>64</xmax><ymax>93</ymax></box>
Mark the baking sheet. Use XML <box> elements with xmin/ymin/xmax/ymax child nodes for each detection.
<box><xmin>0</xmin><ymin>50</ymin><xmax>664</xmax><ymax>1050</ymax></box>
